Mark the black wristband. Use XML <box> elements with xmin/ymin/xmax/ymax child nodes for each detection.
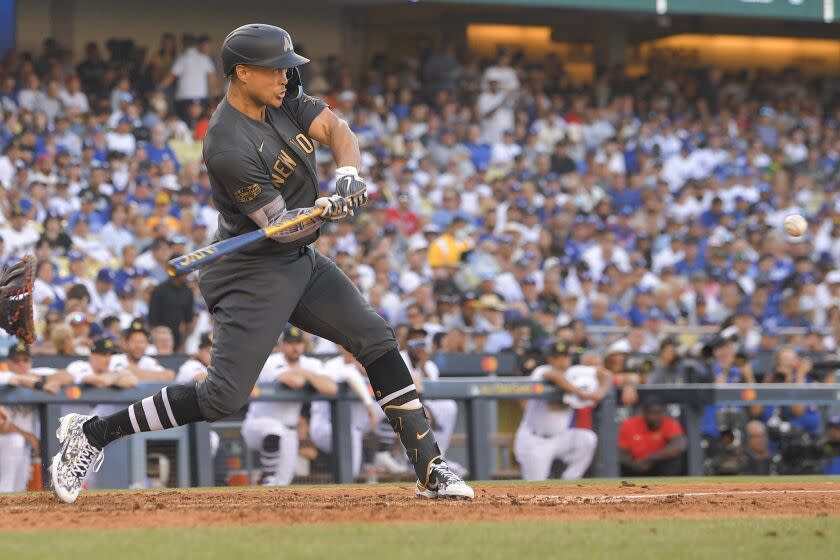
<box><xmin>33</xmin><ymin>380</ymin><xmax>45</xmax><ymax>391</ymax></box>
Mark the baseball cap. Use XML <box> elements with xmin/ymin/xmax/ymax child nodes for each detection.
<box><xmin>605</xmin><ymin>339</ymin><xmax>631</xmax><ymax>356</ymax></box>
<box><xmin>96</xmin><ymin>269</ymin><xmax>114</xmax><ymax>283</ymax></box>
<box><xmin>6</xmin><ymin>341</ymin><xmax>31</xmax><ymax>360</ymax></box>
<box><xmin>68</xmin><ymin>251</ymin><xmax>85</xmax><ymax>263</ymax></box>
<box><xmin>545</xmin><ymin>341</ymin><xmax>570</xmax><ymax>358</ymax></box>
<box><xmin>407</xmin><ymin>338</ymin><xmax>427</xmax><ymax>350</ymax></box>
<box><xmin>124</xmin><ymin>319</ymin><xmax>149</xmax><ymax>337</ymax></box>
<box><xmin>407</xmin><ymin>236</ymin><xmax>428</xmax><ymax>253</ymax></box>
<box><xmin>477</xmin><ymin>294</ymin><xmax>506</xmax><ymax>312</ymax></box>
<box><xmin>283</xmin><ymin>326</ymin><xmax>305</xmax><ymax>343</ymax></box>
<box><xmin>90</xmin><ymin>337</ymin><xmax>117</xmax><ymax>355</ymax></box>
<box><xmin>199</xmin><ymin>332</ymin><xmax>214</xmax><ymax>349</ymax></box>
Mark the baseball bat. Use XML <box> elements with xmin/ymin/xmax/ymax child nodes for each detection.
<box><xmin>166</xmin><ymin>207</ymin><xmax>325</xmax><ymax>276</ymax></box>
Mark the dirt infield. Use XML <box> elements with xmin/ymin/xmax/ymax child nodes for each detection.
<box><xmin>1</xmin><ymin>480</ymin><xmax>838</xmax><ymax>531</ymax></box>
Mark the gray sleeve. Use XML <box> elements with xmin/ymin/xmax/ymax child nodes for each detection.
<box><xmin>248</xmin><ymin>196</ymin><xmax>324</xmax><ymax>244</ymax></box>
<box><xmin>284</xmin><ymin>94</ymin><xmax>328</xmax><ymax>133</ymax></box>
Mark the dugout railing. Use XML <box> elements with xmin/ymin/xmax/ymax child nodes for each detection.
<box><xmin>2</xmin><ymin>380</ymin><xmax>840</xmax><ymax>487</ymax></box>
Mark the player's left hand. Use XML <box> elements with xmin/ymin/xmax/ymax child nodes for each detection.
<box><xmin>315</xmin><ymin>195</ymin><xmax>351</xmax><ymax>221</ymax></box>
<box><xmin>335</xmin><ymin>166</ymin><xmax>368</xmax><ymax>214</ymax></box>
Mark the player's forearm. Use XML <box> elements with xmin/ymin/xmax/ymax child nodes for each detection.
<box><xmin>306</xmin><ymin>372</ymin><xmax>338</xmax><ymax>395</ymax></box>
<box><xmin>133</xmin><ymin>368</ymin><xmax>175</xmax><ymax>382</ymax></box>
<box><xmin>48</xmin><ymin>371</ymin><xmax>73</xmax><ymax>386</ymax></box>
<box><xmin>249</xmin><ymin>195</ymin><xmax>324</xmax><ymax>244</ymax></box>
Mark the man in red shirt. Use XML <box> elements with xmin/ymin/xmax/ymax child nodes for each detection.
<box><xmin>618</xmin><ymin>398</ymin><xmax>687</xmax><ymax>476</ymax></box>
<box><xmin>384</xmin><ymin>193</ymin><xmax>420</xmax><ymax>236</ymax></box>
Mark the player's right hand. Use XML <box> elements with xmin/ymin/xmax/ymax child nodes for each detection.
<box><xmin>316</xmin><ymin>195</ymin><xmax>350</xmax><ymax>221</ymax></box>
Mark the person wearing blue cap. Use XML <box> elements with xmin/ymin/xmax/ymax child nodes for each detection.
<box><xmin>90</xmin><ymin>269</ymin><xmax>121</xmax><ymax>318</ymax></box>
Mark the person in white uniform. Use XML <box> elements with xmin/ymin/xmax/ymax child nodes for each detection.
<box><xmin>176</xmin><ymin>332</ymin><xmax>213</xmax><ymax>384</ymax></box>
<box><xmin>514</xmin><ymin>343</ymin><xmax>610</xmax><ymax>481</ymax></box>
<box><xmin>66</xmin><ymin>338</ymin><xmax>137</xmax><ymax>391</ymax></box>
<box><xmin>309</xmin><ymin>346</ymin><xmax>385</xmax><ymax>479</ymax></box>
<box><xmin>0</xmin><ymin>342</ymin><xmax>72</xmax><ymax>492</ymax></box>
<box><xmin>0</xmin><ymin>405</ymin><xmax>40</xmax><ymax>492</ymax></box>
<box><xmin>241</xmin><ymin>327</ymin><xmax>337</xmax><ymax>486</ymax></box>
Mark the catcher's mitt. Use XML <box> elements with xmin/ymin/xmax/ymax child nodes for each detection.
<box><xmin>0</xmin><ymin>254</ymin><xmax>35</xmax><ymax>344</ymax></box>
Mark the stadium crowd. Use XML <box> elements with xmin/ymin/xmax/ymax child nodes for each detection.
<box><xmin>2</xmin><ymin>32</ymin><xmax>840</xmax><ymax>490</ymax></box>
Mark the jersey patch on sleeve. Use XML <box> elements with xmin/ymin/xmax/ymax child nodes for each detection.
<box><xmin>234</xmin><ymin>183</ymin><xmax>262</xmax><ymax>204</ymax></box>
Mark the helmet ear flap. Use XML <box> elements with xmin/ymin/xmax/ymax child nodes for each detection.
<box><xmin>286</xmin><ymin>67</ymin><xmax>303</xmax><ymax>100</ymax></box>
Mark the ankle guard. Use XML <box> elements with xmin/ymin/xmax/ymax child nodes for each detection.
<box><xmin>383</xmin><ymin>403</ymin><xmax>441</xmax><ymax>486</ymax></box>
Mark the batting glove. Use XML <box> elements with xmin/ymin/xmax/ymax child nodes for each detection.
<box><xmin>335</xmin><ymin>166</ymin><xmax>368</xmax><ymax>214</ymax></box>
<box><xmin>315</xmin><ymin>195</ymin><xmax>350</xmax><ymax>221</ymax></box>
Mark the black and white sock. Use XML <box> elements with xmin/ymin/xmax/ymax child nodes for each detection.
<box><xmin>83</xmin><ymin>383</ymin><xmax>204</xmax><ymax>449</ymax></box>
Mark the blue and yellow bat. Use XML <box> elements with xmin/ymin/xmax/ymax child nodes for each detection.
<box><xmin>167</xmin><ymin>207</ymin><xmax>325</xmax><ymax>277</ymax></box>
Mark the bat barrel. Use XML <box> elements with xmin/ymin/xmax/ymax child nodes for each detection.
<box><xmin>167</xmin><ymin>246</ymin><xmax>225</xmax><ymax>276</ymax></box>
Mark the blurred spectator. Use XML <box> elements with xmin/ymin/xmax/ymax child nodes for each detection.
<box><xmin>148</xmin><ymin>274</ymin><xmax>194</xmax><ymax>351</ymax></box>
<box><xmin>66</xmin><ymin>338</ymin><xmax>137</xmax><ymax>389</ymax></box>
<box><xmin>112</xmin><ymin>320</ymin><xmax>175</xmax><ymax>381</ymax></box>
<box><xmin>161</xmin><ymin>34</ymin><xmax>217</xmax><ymax>121</ymax></box>
<box><xmin>744</xmin><ymin>420</ymin><xmax>772</xmax><ymax>475</ymax></box>
<box><xmin>619</xmin><ymin>398</ymin><xmax>687</xmax><ymax>476</ymax></box>
<box><xmin>149</xmin><ymin>325</ymin><xmax>175</xmax><ymax>356</ymax></box>
<box><xmin>176</xmin><ymin>332</ymin><xmax>212</xmax><ymax>383</ymax></box>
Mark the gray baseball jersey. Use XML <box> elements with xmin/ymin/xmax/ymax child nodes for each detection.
<box><xmin>195</xmin><ymin>94</ymin><xmax>396</xmax><ymax>422</ymax></box>
<box><xmin>203</xmin><ymin>94</ymin><xmax>327</xmax><ymax>254</ymax></box>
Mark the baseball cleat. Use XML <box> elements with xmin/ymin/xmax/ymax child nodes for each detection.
<box><xmin>51</xmin><ymin>414</ymin><xmax>104</xmax><ymax>504</ymax></box>
<box><xmin>415</xmin><ymin>460</ymin><xmax>474</xmax><ymax>500</ymax></box>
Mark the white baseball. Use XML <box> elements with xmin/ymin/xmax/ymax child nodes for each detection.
<box><xmin>784</xmin><ymin>214</ymin><xmax>807</xmax><ymax>237</ymax></box>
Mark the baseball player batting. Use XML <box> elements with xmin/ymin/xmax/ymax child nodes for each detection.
<box><xmin>51</xmin><ymin>23</ymin><xmax>473</xmax><ymax>502</ymax></box>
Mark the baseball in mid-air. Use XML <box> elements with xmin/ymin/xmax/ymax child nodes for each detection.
<box><xmin>784</xmin><ymin>214</ymin><xmax>808</xmax><ymax>237</ymax></box>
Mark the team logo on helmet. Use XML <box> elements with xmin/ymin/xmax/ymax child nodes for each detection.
<box><xmin>283</xmin><ymin>35</ymin><xmax>292</xmax><ymax>53</ymax></box>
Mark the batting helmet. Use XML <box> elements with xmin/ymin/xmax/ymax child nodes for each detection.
<box><xmin>221</xmin><ymin>24</ymin><xmax>309</xmax><ymax>98</ymax></box>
